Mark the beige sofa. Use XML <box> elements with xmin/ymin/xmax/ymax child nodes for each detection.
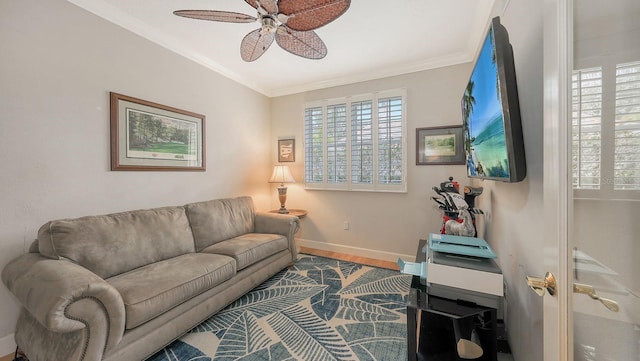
<box><xmin>1</xmin><ymin>196</ymin><xmax>300</xmax><ymax>361</ymax></box>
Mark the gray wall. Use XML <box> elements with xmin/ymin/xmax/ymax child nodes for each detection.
<box><xmin>475</xmin><ymin>1</ymin><xmax>545</xmax><ymax>360</ymax></box>
<box><xmin>270</xmin><ymin>66</ymin><xmax>471</xmax><ymax>260</ymax></box>
<box><xmin>0</xmin><ymin>0</ymin><xmax>272</xmax><ymax>351</ymax></box>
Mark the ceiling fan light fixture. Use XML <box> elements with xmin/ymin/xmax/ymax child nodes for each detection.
<box><xmin>174</xmin><ymin>0</ymin><xmax>350</xmax><ymax>61</ymax></box>
<box><xmin>260</xmin><ymin>16</ymin><xmax>278</xmax><ymax>34</ymax></box>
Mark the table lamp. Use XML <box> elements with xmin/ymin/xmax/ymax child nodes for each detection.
<box><xmin>269</xmin><ymin>165</ymin><xmax>295</xmax><ymax>214</ymax></box>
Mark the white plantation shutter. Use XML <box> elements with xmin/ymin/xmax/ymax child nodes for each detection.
<box><xmin>351</xmin><ymin>100</ymin><xmax>373</xmax><ymax>185</ymax></box>
<box><xmin>614</xmin><ymin>61</ymin><xmax>640</xmax><ymax>190</ymax></box>
<box><xmin>572</xmin><ymin>67</ymin><xmax>602</xmax><ymax>189</ymax></box>
<box><xmin>572</xmin><ymin>61</ymin><xmax>640</xmax><ymax>197</ymax></box>
<box><xmin>304</xmin><ymin>89</ymin><xmax>406</xmax><ymax>192</ymax></box>
<box><xmin>327</xmin><ymin>104</ymin><xmax>347</xmax><ymax>183</ymax></box>
<box><xmin>304</xmin><ymin>106</ymin><xmax>323</xmax><ymax>183</ymax></box>
<box><xmin>378</xmin><ymin>96</ymin><xmax>404</xmax><ymax>185</ymax></box>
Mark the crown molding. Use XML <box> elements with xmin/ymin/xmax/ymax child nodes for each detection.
<box><xmin>266</xmin><ymin>51</ymin><xmax>474</xmax><ymax>97</ymax></box>
<box><xmin>66</xmin><ymin>0</ymin><xmax>269</xmax><ymax>95</ymax></box>
<box><xmin>66</xmin><ymin>0</ymin><xmax>494</xmax><ymax>98</ymax></box>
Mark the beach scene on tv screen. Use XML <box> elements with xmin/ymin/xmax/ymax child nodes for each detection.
<box><xmin>463</xmin><ymin>27</ymin><xmax>510</xmax><ymax>179</ymax></box>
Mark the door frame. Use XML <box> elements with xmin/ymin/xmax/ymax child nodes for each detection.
<box><xmin>542</xmin><ymin>0</ymin><xmax>572</xmax><ymax>359</ymax></box>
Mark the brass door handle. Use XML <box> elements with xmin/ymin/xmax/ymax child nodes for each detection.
<box><xmin>574</xmin><ymin>283</ymin><xmax>620</xmax><ymax>312</ymax></box>
<box><xmin>526</xmin><ymin>272</ymin><xmax>557</xmax><ymax>296</ymax></box>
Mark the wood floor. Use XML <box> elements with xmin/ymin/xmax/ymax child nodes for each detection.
<box><xmin>0</xmin><ymin>248</ymin><xmax>397</xmax><ymax>361</ymax></box>
<box><xmin>299</xmin><ymin>246</ymin><xmax>400</xmax><ymax>270</ymax></box>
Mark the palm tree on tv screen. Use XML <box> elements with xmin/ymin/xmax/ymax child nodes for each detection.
<box><xmin>462</xmin><ymin>80</ymin><xmax>476</xmax><ymax>152</ymax></box>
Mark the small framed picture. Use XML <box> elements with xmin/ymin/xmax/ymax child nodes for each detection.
<box><xmin>278</xmin><ymin>138</ymin><xmax>295</xmax><ymax>162</ymax></box>
<box><xmin>416</xmin><ymin>126</ymin><xmax>465</xmax><ymax>165</ymax></box>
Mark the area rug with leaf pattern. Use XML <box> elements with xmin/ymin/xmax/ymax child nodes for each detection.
<box><xmin>148</xmin><ymin>254</ymin><xmax>412</xmax><ymax>361</ymax></box>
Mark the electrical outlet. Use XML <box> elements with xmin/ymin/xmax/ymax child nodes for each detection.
<box><xmin>343</xmin><ymin>221</ymin><xmax>349</xmax><ymax>230</ymax></box>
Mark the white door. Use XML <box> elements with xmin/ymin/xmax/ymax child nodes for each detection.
<box><xmin>543</xmin><ymin>0</ymin><xmax>640</xmax><ymax>359</ymax></box>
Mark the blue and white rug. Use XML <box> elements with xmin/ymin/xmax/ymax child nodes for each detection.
<box><xmin>148</xmin><ymin>254</ymin><xmax>411</xmax><ymax>361</ymax></box>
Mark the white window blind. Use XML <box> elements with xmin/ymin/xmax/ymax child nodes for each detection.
<box><xmin>614</xmin><ymin>61</ymin><xmax>640</xmax><ymax>190</ymax></box>
<box><xmin>304</xmin><ymin>106</ymin><xmax>323</xmax><ymax>183</ymax></box>
<box><xmin>572</xmin><ymin>67</ymin><xmax>602</xmax><ymax>190</ymax></box>
<box><xmin>327</xmin><ymin>104</ymin><xmax>347</xmax><ymax>183</ymax></box>
<box><xmin>572</xmin><ymin>61</ymin><xmax>640</xmax><ymax>196</ymax></box>
<box><xmin>304</xmin><ymin>89</ymin><xmax>406</xmax><ymax>192</ymax></box>
<box><xmin>351</xmin><ymin>100</ymin><xmax>373</xmax><ymax>184</ymax></box>
<box><xmin>378</xmin><ymin>96</ymin><xmax>404</xmax><ymax>184</ymax></box>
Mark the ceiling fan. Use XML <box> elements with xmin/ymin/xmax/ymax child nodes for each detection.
<box><xmin>174</xmin><ymin>0</ymin><xmax>351</xmax><ymax>62</ymax></box>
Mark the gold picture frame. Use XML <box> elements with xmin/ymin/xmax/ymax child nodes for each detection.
<box><xmin>110</xmin><ymin>92</ymin><xmax>206</xmax><ymax>171</ymax></box>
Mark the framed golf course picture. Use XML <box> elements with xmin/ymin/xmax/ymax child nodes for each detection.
<box><xmin>110</xmin><ymin>92</ymin><xmax>206</xmax><ymax>171</ymax></box>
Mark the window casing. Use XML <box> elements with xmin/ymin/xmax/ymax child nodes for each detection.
<box><xmin>304</xmin><ymin>89</ymin><xmax>407</xmax><ymax>192</ymax></box>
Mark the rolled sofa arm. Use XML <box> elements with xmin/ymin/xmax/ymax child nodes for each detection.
<box><xmin>1</xmin><ymin>253</ymin><xmax>126</xmax><ymax>351</ymax></box>
<box><xmin>255</xmin><ymin>212</ymin><xmax>300</xmax><ymax>259</ymax></box>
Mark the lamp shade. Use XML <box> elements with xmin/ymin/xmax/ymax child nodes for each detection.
<box><xmin>269</xmin><ymin>165</ymin><xmax>295</xmax><ymax>184</ymax></box>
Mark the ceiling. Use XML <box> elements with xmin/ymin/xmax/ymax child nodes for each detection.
<box><xmin>67</xmin><ymin>0</ymin><xmax>496</xmax><ymax>97</ymax></box>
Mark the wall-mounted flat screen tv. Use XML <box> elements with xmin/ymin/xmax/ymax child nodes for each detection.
<box><xmin>462</xmin><ymin>16</ymin><xmax>526</xmax><ymax>182</ymax></box>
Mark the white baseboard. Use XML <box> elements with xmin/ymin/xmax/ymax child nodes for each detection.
<box><xmin>296</xmin><ymin>238</ymin><xmax>414</xmax><ymax>263</ymax></box>
<box><xmin>0</xmin><ymin>333</ymin><xmax>15</xmax><ymax>358</ymax></box>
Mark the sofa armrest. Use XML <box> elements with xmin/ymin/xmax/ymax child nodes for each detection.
<box><xmin>1</xmin><ymin>253</ymin><xmax>126</xmax><ymax>350</ymax></box>
<box><xmin>254</xmin><ymin>212</ymin><xmax>300</xmax><ymax>259</ymax></box>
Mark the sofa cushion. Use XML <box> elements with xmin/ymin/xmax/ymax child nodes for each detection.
<box><xmin>185</xmin><ymin>197</ymin><xmax>255</xmax><ymax>252</ymax></box>
<box><xmin>38</xmin><ymin>206</ymin><xmax>196</xmax><ymax>279</ymax></box>
<box><xmin>200</xmin><ymin>233</ymin><xmax>288</xmax><ymax>271</ymax></box>
<box><xmin>107</xmin><ymin>253</ymin><xmax>235</xmax><ymax>330</ymax></box>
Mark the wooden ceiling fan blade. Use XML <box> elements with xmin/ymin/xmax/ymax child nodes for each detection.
<box><xmin>277</xmin><ymin>0</ymin><xmax>350</xmax><ymax>31</ymax></box>
<box><xmin>244</xmin><ymin>0</ymin><xmax>278</xmax><ymax>15</ymax></box>
<box><xmin>276</xmin><ymin>27</ymin><xmax>327</xmax><ymax>60</ymax></box>
<box><xmin>241</xmin><ymin>28</ymin><xmax>275</xmax><ymax>62</ymax></box>
<box><xmin>173</xmin><ymin>10</ymin><xmax>256</xmax><ymax>23</ymax></box>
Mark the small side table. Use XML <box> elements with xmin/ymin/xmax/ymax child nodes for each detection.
<box><xmin>268</xmin><ymin>209</ymin><xmax>308</xmax><ymax>219</ymax></box>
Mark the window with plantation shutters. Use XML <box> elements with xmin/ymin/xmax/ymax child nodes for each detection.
<box><xmin>378</xmin><ymin>96</ymin><xmax>404</xmax><ymax>185</ymax></box>
<box><xmin>572</xmin><ymin>61</ymin><xmax>640</xmax><ymax>197</ymax></box>
<box><xmin>572</xmin><ymin>67</ymin><xmax>602</xmax><ymax>190</ymax></box>
<box><xmin>327</xmin><ymin>103</ymin><xmax>347</xmax><ymax>184</ymax></box>
<box><xmin>351</xmin><ymin>100</ymin><xmax>373</xmax><ymax>185</ymax></box>
<box><xmin>614</xmin><ymin>61</ymin><xmax>640</xmax><ymax>190</ymax></box>
<box><xmin>304</xmin><ymin>106</ymin><xmax>323</xmax><ymax>184</ymax></box>
<box><xmin>304</xmin><ymin>89</ymin><xmax>406</xmax><ymax>192</ymax></box>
